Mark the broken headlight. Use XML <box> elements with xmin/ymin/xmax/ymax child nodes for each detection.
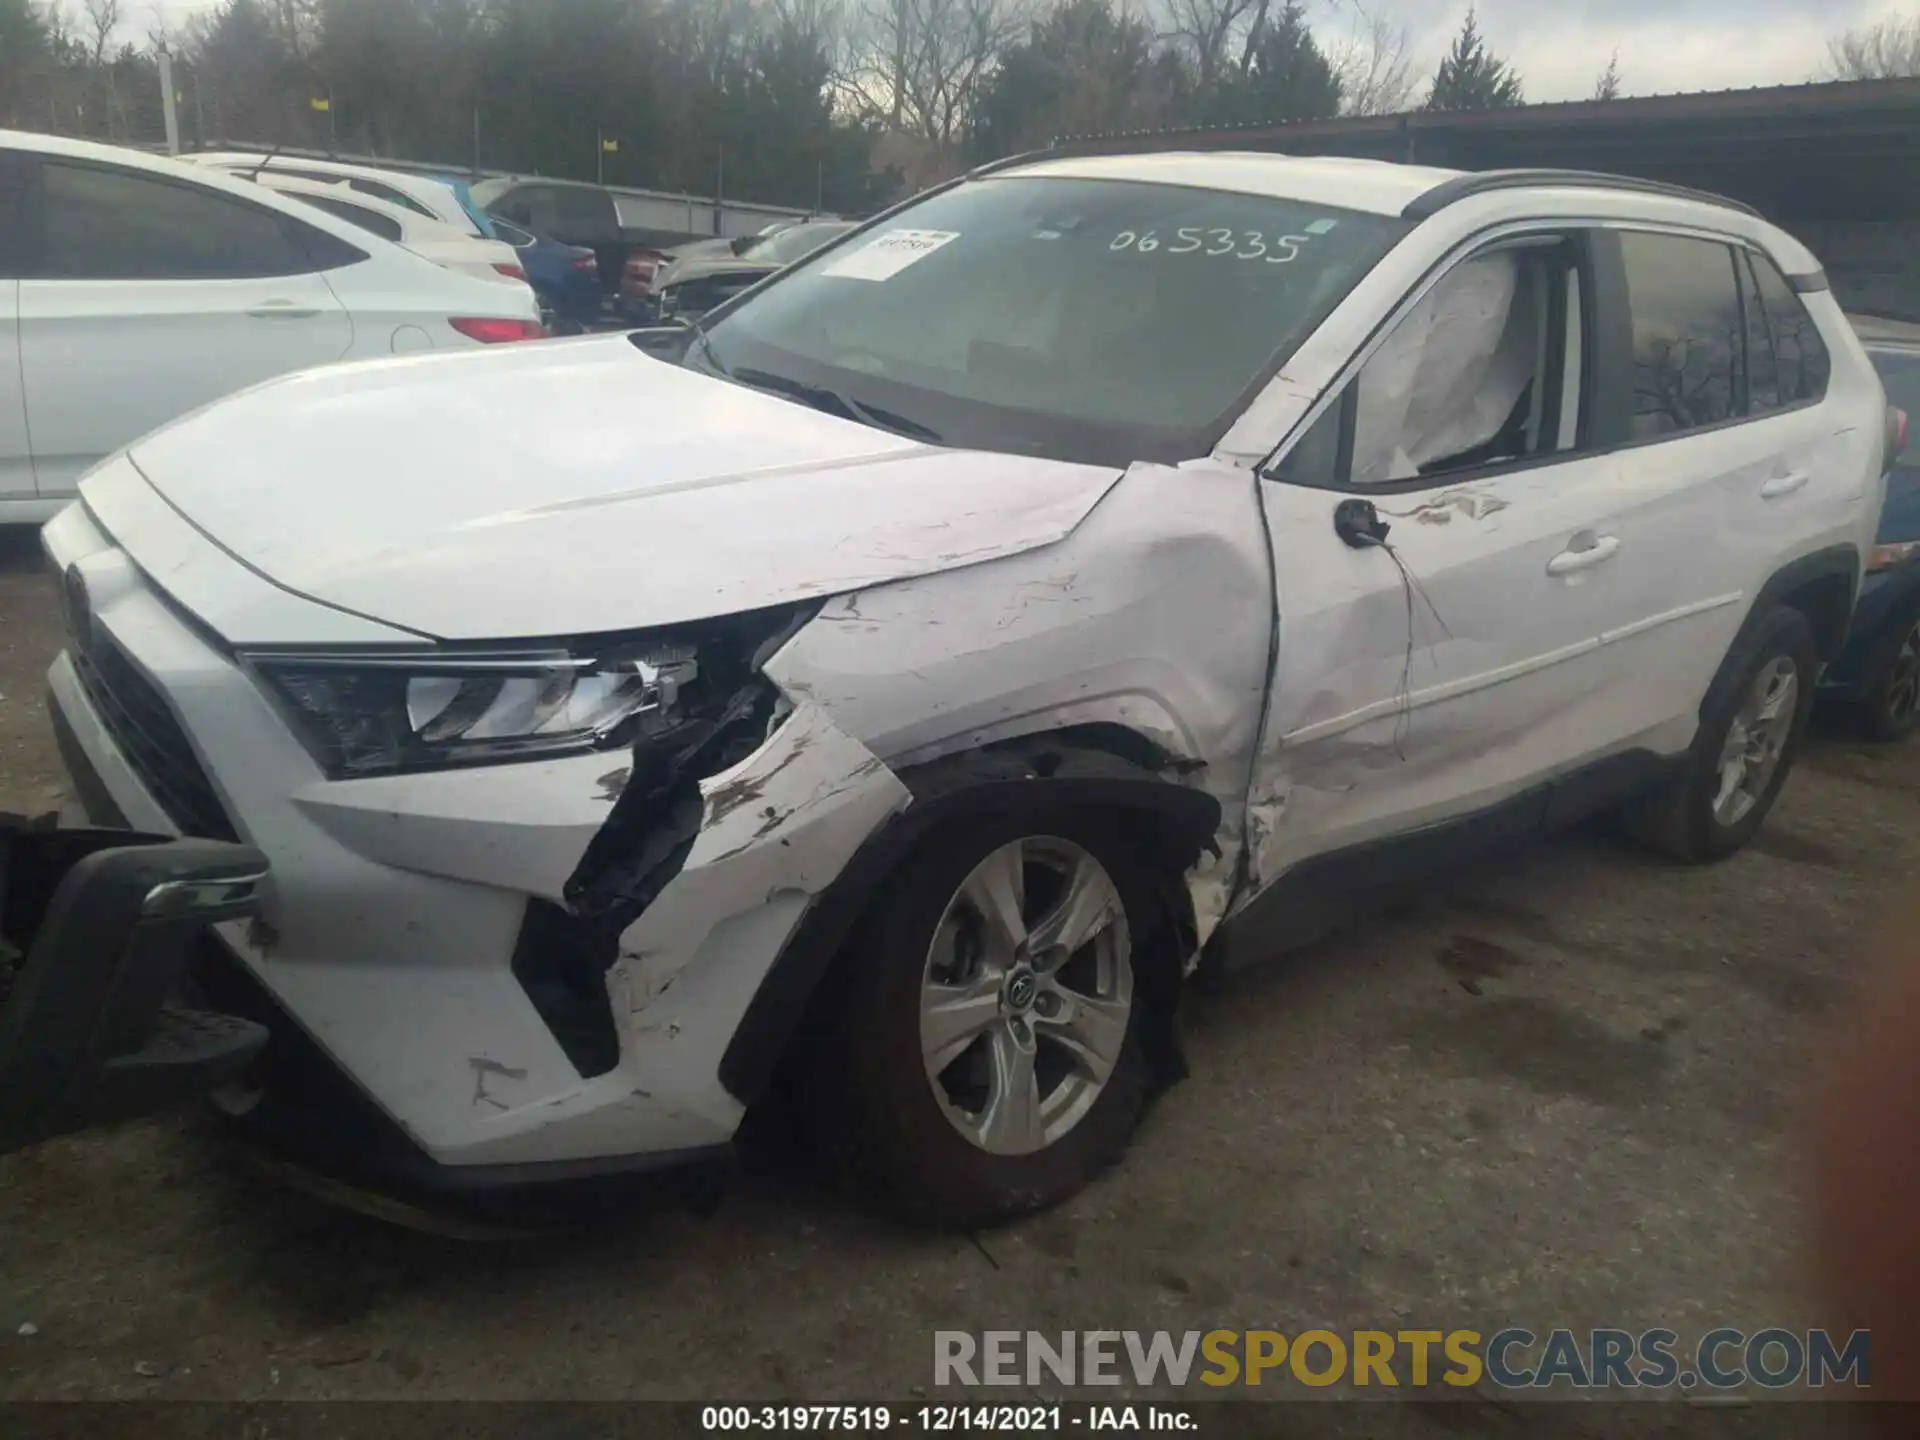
<box><xmin>246</xmin><ymin>645</ymin><xmax>700</xmax><ymax>778</ymax></box>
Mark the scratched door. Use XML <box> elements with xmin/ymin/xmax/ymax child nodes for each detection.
<box><xmin>1245</xmin><ymin>453</ymin><xmax>1651</xmax><ymax>888</ymax></box>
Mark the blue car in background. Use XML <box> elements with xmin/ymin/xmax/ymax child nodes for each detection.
<box><xmin>1821</xmin><ymin>318</ymin><xmax>1920</xmax><ymax>739</ymax></box>
<box><xmin>486</xmin><ymin>214</ymin><xmax>608</xmax><ymax>333</ymax></box>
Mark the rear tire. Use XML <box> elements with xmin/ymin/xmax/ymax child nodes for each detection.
<box><xmin>1621</xmin><ymin>606</ymin><xmax>1819</xmax><ymax>863</ymax></box>
<box><xmin>1855</xmin><ymin>609</ymin><xmax>1920</xmax><ymax>744</ymax></box>
<box><xmin>827</xmin><ymin>813</ymin><xmax>1167</xmax><ymax>1229</ymax></box>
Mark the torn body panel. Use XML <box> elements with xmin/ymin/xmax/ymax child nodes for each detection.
<box><xmin>766</xmin><ymin>457</ymin><xmax>1274</xmax><ymax>950</ymax></box>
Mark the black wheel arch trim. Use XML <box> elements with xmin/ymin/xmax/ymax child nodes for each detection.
<box><xmin>1739</xmin><ymin>544</ymin><xmax>1861</xmax><ymax>681</ymax></box>
<box><xmin>716</xmin><ymin>739</ymin><xmax>1222</xmax><ymax>1107</ymax></box>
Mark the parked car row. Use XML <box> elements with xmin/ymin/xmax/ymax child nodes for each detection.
<box><xmin>0</xmin><ymin>130</ymin><xmax>546</xmax><ymax>525</ymax></box>
<box><xmin>18</xmin><ymin>149</ymin><xmax>1910</xmax><ymax>1230</ymax></box>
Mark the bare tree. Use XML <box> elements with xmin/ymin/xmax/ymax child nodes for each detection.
<box><xmin>1827</xmin><ymin>12</ymin><xmax>1920</xmax><ymax>79</ymax></box>
<box><xmin>1593</xmin><ymin>46</ymin><xmax>1621</xmax><ymax>100</ymax></box>
<box><xmin>81</xmin><ymin>0</ymin><xmax>122</xmax><ymax>65</ymax></box>
<box><xmin>1162</xmin><ymin>0</ymin><xmax>1266</xmax><ymax>86</ymax></box>
<box><xmin>847</xmin><ymin>0</ymin><xmax>1025</xmax><ymax>146</ymax></box>
<box><xmin>1322</xmin><ymin>0</ymin><xmax>1415</xmax><ymax>115</ymax></box>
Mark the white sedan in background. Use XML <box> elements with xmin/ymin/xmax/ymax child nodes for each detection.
<box><xmin>0</xmin><ymin>131</ymin><xmax>545</xmax><ymax>525</ymax></box>
<box><xmin>185</xmin><ymin>152</ymin><xmax>492</xmax><ymax>238</ymax></box>
<box><xmin>246</xmin><ymin>174</ymin><xmax>532</xmax><ymax>288</ymax></box>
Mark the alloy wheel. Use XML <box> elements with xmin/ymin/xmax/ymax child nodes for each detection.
<box><xmin>1712</xmin><ymin>656</ymin><xmax>1800</xmax><ymax>827</ymax></box>
<box><xmin>1884</xmin><ymin>621</ymin><xmax>1920</xmax><ymax>727</ymax></box>
<box><xmin>918</xmin><ymin>836</ymin><xmax>1133</xmax><ymax>1157</ymax></box>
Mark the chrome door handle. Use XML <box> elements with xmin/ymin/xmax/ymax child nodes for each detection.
<box><xmin>1761</xmin><ymin>471</ymin><xmax>1811</xmax><ymax>499</ymax></box>
<box><xmin>245</xmin><ymin>303</ymin><xmax>320</xmax><ymax>320</ymax></box>
<box><xmin>1546</xmin><ymin>534</ymin><xmax>1622</xmax><ymax>577</ymax></box>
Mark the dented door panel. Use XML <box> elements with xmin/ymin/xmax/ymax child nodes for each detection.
<box><xmin>1247</xmin><ymin>457</ymin><xmax>1658</xmax><ymax>888</ymax></box>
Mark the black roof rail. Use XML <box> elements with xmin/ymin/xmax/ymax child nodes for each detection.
<box><xmin>1403</xmin><ymin>168</ymin><xmax>1761</xmax><ymax>221</ymax></box>
<box><xmin>966</xmin><ymin>146</ymin><xmax>1067</xmax><ymax>179</ymax></box>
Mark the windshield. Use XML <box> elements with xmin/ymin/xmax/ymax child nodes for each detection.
<box><xmin>755</xmin><ymin>221</ymin><xmax>856</xmax><ymax>265</ymax></box>
<box><xmin>697</xmin><ymin>176</ymin><xmax>1406</xmax><ymax>466</ymax></box>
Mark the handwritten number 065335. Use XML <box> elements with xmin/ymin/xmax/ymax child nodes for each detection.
<box><xmin>1111</xmin><ymin>228</ymin><xmax>1307</xmax><ymax>263</ymax></box>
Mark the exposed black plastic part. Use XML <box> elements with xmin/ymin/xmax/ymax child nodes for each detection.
<box><xmin>1402</xmin><ymin>168</ymin><xmax>1762</xmax><ymax>221</ymax></box>
<box><xmin>1209</xmin><ymin>749</ymin><xmax>1684</xmax><ymax>969</ymax></box>
<box><xmin>717</xmin><ymin>740</ymin><xmax>1222</xmax><ymax>1107</ymax></box>
<box><xmin>1334</xmin><ymin>498</ymin><xmax>1390</xmax><ymax>548</ymax></box>
<box><xmin>510</xmin><ymin>897</ymin><xmax>621</xmax><ymax>1079</ymax></box>
<box><xmin>0</xmin><ymin>819</ymin><xmax>269</xmax><ymax>1154</ymax></box>
<box><xmin>1789</xmin><ymin>269</ymin><xmax>1832</xmax><ymax>295</ymax></box>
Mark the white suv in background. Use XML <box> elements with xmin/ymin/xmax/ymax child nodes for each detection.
<box><xmin>0</xmin><ymin>131</ymin><xmax>544</xmax><ymax>524</ymax></box>
<box><xmin>43</xmin><ymin>152</ymin><xmax>1890</xmax><ymax>1226</ymax></box>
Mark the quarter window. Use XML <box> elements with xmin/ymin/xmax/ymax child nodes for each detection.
<box><xmin>1747</xmin><ymin>252</ymin><xmax>1831</xmax><ymax>407</ymax></box>
<box><xmin>41</xmin><ymin>162</ymin><xmax>315</xmax><ymax>280</ymax></box>
<box><xmin>1619</xmin><ymin>232</ymin><xmax>1744</xmax><ymax>440</ymax></box>
<box><xmin>303</xmin><ymin>194</ymin><xmax>405</xmax><ymax>243</ymax></box>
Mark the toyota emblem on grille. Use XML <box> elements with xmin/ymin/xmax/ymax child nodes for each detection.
<box><xmin>62</xmin><ymin>564</ymin><xmax>92</xmax><ymax>649</ymax></box>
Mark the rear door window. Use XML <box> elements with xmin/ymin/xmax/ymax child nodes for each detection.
<box><xmin>1618</xmin><ymin>231</ymin><xmax>1745</xmax><ymax>440</ymax></box>
<box><xmin>40</xmin><ymin>161</ymin><xmax>317</xmax><ymax>280</ymax></box>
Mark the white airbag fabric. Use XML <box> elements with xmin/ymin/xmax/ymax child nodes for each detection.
<box><xmin>1351</xmin><ymin>253</ymin><xmax>1536</xmax><ymax>483</ymax></box>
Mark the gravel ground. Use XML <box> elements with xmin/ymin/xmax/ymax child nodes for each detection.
<box><xmin>0</xmin><ymin>523</ymin><xmax>1903</xmax><ymax>1411</ymax></box>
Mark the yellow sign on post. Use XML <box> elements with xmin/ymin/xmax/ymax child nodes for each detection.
<box><xmin>601</xmin><ymin>138</ymin><xmax>619</xmax><ymax>153</ymax></box>
<box><xmin>310</xmin><ymin>97</ymin><xmax>331</xmax><ymax>113</ymax></box>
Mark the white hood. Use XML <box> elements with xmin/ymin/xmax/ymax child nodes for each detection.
<box><xmin>111</xmin><ymin>336</ymin><xmax>1122</xmax><ymax>641</ymax></box>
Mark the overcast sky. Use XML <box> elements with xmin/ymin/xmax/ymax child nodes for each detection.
<box><xmin>118</xmin><ymin>0</ymin><xmax>1911</xmax><ymax>104</ymax></box>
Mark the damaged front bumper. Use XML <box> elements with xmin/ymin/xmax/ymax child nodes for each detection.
<box><xmin>44</xmin><ymin>507</ymin><xmax>911</xmax><ymax>1197</ymax></box>
<box><xmin>0</xmin><ymin>816</ymin><xmax>269</xmax><ymax>1156</ymax></box>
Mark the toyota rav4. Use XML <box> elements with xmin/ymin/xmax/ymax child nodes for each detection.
<box><xmin>42</xmin><ymin>152</ymin><xmax>1893</xmax><ymax>1225</ymax></box>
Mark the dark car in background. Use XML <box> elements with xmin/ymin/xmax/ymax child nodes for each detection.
<box><xmin>1822</xmin><ymin>317</ymin><xmax>1919</xmax><ymax>738</ymax></box>
<box><xmin>486</xmin><ymin>215</ymin><xmax>606</xmax><ymax>332</ymax></box>
<box><xmin>653</xmin><ymin>219</ymin><xmax>858</xmax><ymax>323</ymax></box>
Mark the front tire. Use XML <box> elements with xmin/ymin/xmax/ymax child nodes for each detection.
<box><xmin>1622</xmin><ymin>606</ymin><xmax>1819</xmax><ymax>862</ymax></box>
<box><xmin>830</xmin><ymin>815</ymin><xmax>1165</xmax><ymax>1229</ymax></box>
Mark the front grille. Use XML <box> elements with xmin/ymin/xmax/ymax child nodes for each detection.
<box><xmin>71</xmin><ymin>636</ymin><xmax>239</xmax><ymax>843</ymax></box>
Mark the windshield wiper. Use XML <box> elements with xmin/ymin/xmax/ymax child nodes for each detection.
<box><xmin>730</xmin><ymin>366</ymin><xmax>943</xmax><ymax>445</ymax></box>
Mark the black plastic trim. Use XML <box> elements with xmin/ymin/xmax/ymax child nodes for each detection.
<box><xmin>1745</xmin><ymin>544</ymin><xmax>1862</xmax><ymax>669</ymax></box>
<box><xmin>716</xmin><ymin>743</ymin><xmax>1221</xmax><ymax>1107</ymax></box>
<box><xmin>0</xmin><ymin>824</ymin><xmax>269</xmax><ymax>1154</ymax></box>
<box><xmin>1210</xmin><ymin>748</ymin><xmax>1683</xmax><ymax>970</ymax></box>
<box><xmin>1403</xmin><ymin>168</ymin><xmax>1761</xmax><ymax>222</ymax></box>
<box><xmin>1790</xmin><ymin>270</ymin><xmax>1832</xmax><ymax>295</ymax></box>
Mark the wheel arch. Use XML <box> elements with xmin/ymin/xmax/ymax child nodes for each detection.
<box><xmin>716</xmin><ymin>729</ymin><xmax>1221</xmax><ymax>1108</ymax></box>
<box><xmin>1752</xmin><ymin>544</ymin><xmax>1861</xmax><ymax>675</ymax></box>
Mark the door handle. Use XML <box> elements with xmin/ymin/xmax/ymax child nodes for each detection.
<box><xmin>1546</xmin><ymin>534</ymin><xmax>1622</xmax><ymax>577</ymax></box>
<box><xmin>1761</xmin><ymin>471</ymin><xmax>1811</xmax><ymax>499</ymax></box>
<box><xmin>245</xmin><ymin>303</ymin><xmax>321</xmax><ymax>320</ymax></box>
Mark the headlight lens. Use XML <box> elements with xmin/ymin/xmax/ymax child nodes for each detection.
<box><xmin>248</xmin><ymin>645</ymin><xmax>699</xmax><ymax>778</ymax></box>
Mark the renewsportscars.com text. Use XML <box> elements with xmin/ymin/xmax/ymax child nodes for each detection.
<box><xmin>934</xmin><ymin>1328</ymin><xmax>1870</xmax><ymax>1391</ymax></box>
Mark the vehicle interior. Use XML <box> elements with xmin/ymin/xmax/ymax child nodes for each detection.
<box><xmin>1277</xmin><ymin>239</ymin><xmax>1586</xmax><ymax>487</ymax></box>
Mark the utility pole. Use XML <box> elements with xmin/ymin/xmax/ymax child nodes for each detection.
<box><xmin>715</xmin><ymin>145</ymin><xmax>724</xmax><ymax>236</ymax></box>
<box><xmin>157</xmin><ymin>48</ymin><xmax>181</xmax><ymax>154</ymax></box>
<box><xmin>472</xmin><ymin>106</ymin><xmax>482</xmax><ymax>176</ymax></box>
<box><xmin>596</xmin><ymin>127</ymin><xmax>604</xmax><ymax>185</ymax></box>
<box><xmin>815</xmin><ymin>159</ymin><xmax>823</xmax><ymax>216</ymax></box>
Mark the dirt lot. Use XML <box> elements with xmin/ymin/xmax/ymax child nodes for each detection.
<box><xmin>0</xmin><ymin>523</ymin><xmax>1907</xmax><ymax>1406</ymax></box>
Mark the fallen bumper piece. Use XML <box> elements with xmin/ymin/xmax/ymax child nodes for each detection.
<box><xmin>0</xmin><ymin>815</ymin><xmax>269</xmax><ymax>1155</ymax></box>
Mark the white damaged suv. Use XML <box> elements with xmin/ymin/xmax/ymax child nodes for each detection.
<box><xmin>44</xmin><ymin>152</ymin><xmax>1891</xmax><ymax>1224</ymax></box>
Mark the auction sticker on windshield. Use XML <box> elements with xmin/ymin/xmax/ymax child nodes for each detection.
<box><xmin>822</xmin><ymin>229</ymin><xmax>960</xmax><ymax>282</ymax></box>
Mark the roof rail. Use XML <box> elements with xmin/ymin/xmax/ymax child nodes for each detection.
<box><xmin>1404</xmin><ymin>168</ymin><xmax>1761</xmax><ymax>221</ymax></box>
<box><xmin>966</xmin><ymin>146</ymin><xmax>1063</xmax><ymax>179</ymax></box>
